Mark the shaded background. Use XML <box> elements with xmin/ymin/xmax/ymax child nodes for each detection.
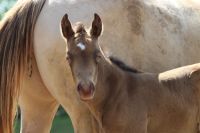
<box><xmin>0</xmin><ymin>0</ymin><xmax>74</xmax><ymax>132</ymax></box>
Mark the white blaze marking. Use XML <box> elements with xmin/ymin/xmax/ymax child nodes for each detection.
<box><xmin>77</xmin><ymin>42</ymin><xmax>86</xmax><ymax>51</ymax></box>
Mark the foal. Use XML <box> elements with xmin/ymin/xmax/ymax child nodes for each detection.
<box><xmin>61</xmin><ymin>13</ymin><xmax>200</xmax><ymax>133</ymax></box>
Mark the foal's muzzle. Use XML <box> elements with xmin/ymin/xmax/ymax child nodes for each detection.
<box><xmin>77</xmin><ymin>82</ymin><xmax>95</xmax><ymax>101</ymax></box>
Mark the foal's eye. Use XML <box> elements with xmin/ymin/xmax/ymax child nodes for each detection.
<box><xmin>95</xmin><ymin>53</ymin><xmax>101</xmax><ymax>63</ymax></box>
<box><xmin>66</xmin><ymin>56</ymin><xmax>71</xmax><ymax>61</ymax></box>
<box><xmin>66</xmin><ymin>52</ymin><xmax>72</xmax><ymax>64</ymax></box>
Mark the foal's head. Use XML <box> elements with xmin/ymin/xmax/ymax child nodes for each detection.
<box><xmin>61</xmin><ymin>13</ymin><xmax>103</xmax><ymax>101</ymax></box>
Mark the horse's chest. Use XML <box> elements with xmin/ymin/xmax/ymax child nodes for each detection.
<box><xmin>101</xmin><ymin>106</ymin><xmax>132</xmax><ymax>133</ymax></box>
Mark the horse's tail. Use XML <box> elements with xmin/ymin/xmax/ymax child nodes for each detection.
<box><xmin>0</xmin><ymin>0</ymin><xmax>46</xmax><ymax>132</ymax></box>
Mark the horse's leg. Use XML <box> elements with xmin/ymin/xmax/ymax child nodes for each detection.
<box><xmin>19</xmin><ymin>57</ymin><xmax>59</xmax><ymax>133</ymax></box>
<box><xmin>59</xmin><ymin>96</ymin><xmax>99</xmax><ymax>133</ymax></box>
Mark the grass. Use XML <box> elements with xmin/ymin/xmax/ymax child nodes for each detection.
<box><xmin>50</xmin><ymin>113</ymin><xmax>74</xmax><ymax>133</ymax></box>
<box><xmin>14</xmin><ymin>111</ymin><xmax>74</xmax><ymax>133</ymax></box>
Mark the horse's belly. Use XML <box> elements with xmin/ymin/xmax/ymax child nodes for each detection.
<box><xmin>148</xmin><ymin>122</ymin><xmax>197</xmax><ymax>133</ymax></box>
<box><xmin>148</xmin><ymin>105</ymin><xmax>198</xmax><ymax>133</ymax></box>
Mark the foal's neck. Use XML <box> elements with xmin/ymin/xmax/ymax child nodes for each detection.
<box><xmin>86</xmin><ymin>57</ymin><xmax>125</xmax><ymax>128</ymax></box>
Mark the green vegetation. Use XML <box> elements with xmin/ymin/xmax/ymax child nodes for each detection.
<box><xmin>0</xmin><ymin>1</ymin><xmax>74</xmax><ymax>132</ymax></box>
<box><xmin>0</xmin><ymin>0</ymin><xmax>16</xmax><ymax>19</ymax></box>
<box><xmin>50</xmin><ymin>113</ymin><xmax>74</xmax><ymax>133</ymax></box>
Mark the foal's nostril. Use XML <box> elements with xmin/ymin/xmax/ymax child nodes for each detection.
<box><xmin>77</xmin><ymin>82</ymin><xmax>94</xmax><ymax>90</ymax></box>
<box><xmin>77</xmin><ymin>82</ymin><xmax>95</xmax><ymax>100</ymax></box>
<box><xmin>89</xmin><ymin>82</ymin><xmax>95</xmax><ymax>90</ymax></box>
<box><xmin>77</xmin><ymin>83</ymin><xmax>83</xmax><ymax>92</ymax></box>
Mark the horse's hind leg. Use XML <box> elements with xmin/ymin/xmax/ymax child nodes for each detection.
<box><xmin>19</xmin><ymin>57</ymin><xmax>59</xmax><ymax>133</ymax></box>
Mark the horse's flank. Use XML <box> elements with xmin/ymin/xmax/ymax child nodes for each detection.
<box><xmin>0</xmin><ymin>0</ymin><xmax>46</xmax><ymax>132</ymax></box>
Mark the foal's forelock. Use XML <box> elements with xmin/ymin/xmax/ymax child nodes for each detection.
<box><xmin>74</xmin><ymin>23</ymin><xmax>87</xmax><ymax>37</ymax></box>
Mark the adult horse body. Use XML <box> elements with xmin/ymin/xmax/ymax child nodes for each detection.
<box><xmin>0</xmin><ymin>0</ymin><xmax>200</xmax><ymax>133</ymax></box>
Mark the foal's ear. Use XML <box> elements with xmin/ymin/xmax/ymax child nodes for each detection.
<box><xmin>90</xmin><ymin>13</ymin><xmax>102</xmax><ymax>38</ymax></box>
<box><xmin>61</xmin><ymin>14</ymin><xmax>74</xmax><ymax>40</ymax></box>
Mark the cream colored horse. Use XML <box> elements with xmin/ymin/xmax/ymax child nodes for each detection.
<box><xmin>0</xmin><ymin>0</ymin><xmax>200</xmax><ymax>133</ymax></box>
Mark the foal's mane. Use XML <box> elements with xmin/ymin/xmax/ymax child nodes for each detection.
<box><xmin>109</xmin><ymin>56</ymin><xmax>141</xmax><ymax>73</ymax></box>
<box><xmin>74</xmin><ymin>22</ymin><xmax>87</xmax><ymax>38</ymax></box>
<box><xmin>75</xmin><ymin>23</ymin><xmax>86</xmax><ymax>34</ymax></box>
